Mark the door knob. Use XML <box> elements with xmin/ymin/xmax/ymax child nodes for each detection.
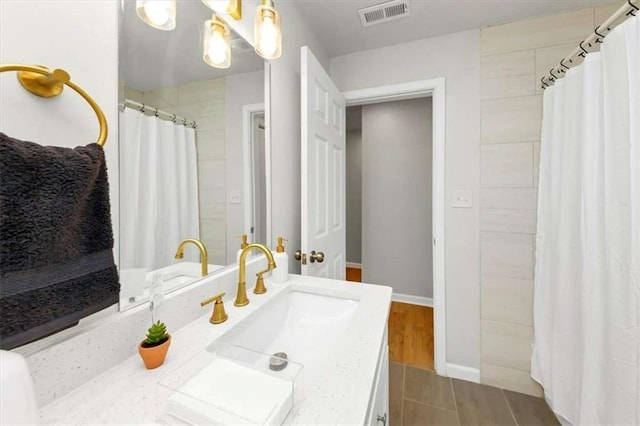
<box><xmin>295</xmin><ymin>250</ymin><xmax>307</xmax><ymax>265</ymax></box>
<box><xmin>310</xmin><ymin>250</ymin><xmax>324</xmax><ymax>263</ymax></box>
<box><xmin>377</xmin><ymin>413</ymin><xmax>387</xmax><ymax>425</ymax></box>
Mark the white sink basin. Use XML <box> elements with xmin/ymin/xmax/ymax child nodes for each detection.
<box><xmin>219</xmin><ymin>289</ymin><xmax>359</xmax><ymax>366</ymax></box>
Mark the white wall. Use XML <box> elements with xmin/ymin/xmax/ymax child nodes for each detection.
<box><xmin>361</xmin><ymin>98</ymin><xmax>433</xmax><ymax>299</ymax></box>
<box><xmin>331</xmin><ymin>30</ymin><xmax>481</xmax><ymax>368</ymax></box>
<box><xmin>0</xmin><ymin>1</ymin><xmax>120</xmax><ymax>262</ymax></box>
<box><xmin>224</xmin><ymin>70</ymin><xmax>265</xmax><ymax>261</ymax></box>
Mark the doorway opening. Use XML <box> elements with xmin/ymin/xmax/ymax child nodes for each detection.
<box><xmin>242</xmin><ymin>104</ymin><xmax>267</xmax><ymax>245</ymax></box>
<box><xmin>342</xmin><ymin>79</ymin><xmax>446</xmax><ymax>375</ymax></box>
<box><xmin>345</xmin><ymin>97</ymin><xmax>434</xmax><ymax>370</ymax></box>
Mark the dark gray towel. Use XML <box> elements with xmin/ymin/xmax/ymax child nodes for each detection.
<box><xmin>0</xmin><ymin>132</ymin><xmax>120</xmax><ymax>349</ymax></box>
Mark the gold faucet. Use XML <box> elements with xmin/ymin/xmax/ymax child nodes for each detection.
<box><xmin>235</xmin><ymin>243</ymin><xmax>276</xmax><ymax>307</ymax></box>
<box><xmin>174</xmin><ymin>238</ymin><xmax>208</xmax><ymax>276</ymax></box>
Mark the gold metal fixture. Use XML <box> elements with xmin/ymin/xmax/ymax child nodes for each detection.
<box><xmin>0</xmin><ymin>64</ymin><xmax>108</xmax><ymax>146</ymax></box>
<box><xmin>310</xmin><ymin>250</ymin><xmax>324</xmax><ymax>263</ymax></box>
<box><xmin>294</xmin><ymin>249</ymin><xmax>324</xmax><ymax>264</ymax></box>
<box><xmin>201</xmin><ymin>292</ymin><xmax>228</xmax><ymax>324</ymax></box>
<box><xmin>294</xmin><ymin>250</ymin><xmax>307</xmax><ymax>265</ymax></box>
<box><xmin>239</xmin><ymin>233</ymin><xmax>249</xmax><ymax>249</ymax></box>
<box><xmin>174</xmin><ymin>238</ymin><xmax>209</xmax><ymax>276</ymax></box>
<box><xmin>254</xmin><ymin>272</ymin><xmax>267</xmax><ymax>294</ymax></box>
<box><xmin>235</xmin><ymin>243</ymin><xmax>276</xmax><ymax>306</ymax></box>
<box><xmin>276</xmin><ymin>237</ymin><xmax>286</xmax><ymax>253</ymax></box>
<box><xmin>202</xmin><ymin>0</ymin><xmax>242</xmax><ymax>20</ymax></box>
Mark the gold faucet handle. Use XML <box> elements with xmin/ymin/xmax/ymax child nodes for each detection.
<box><xmin>200</xmin><ymin>292</ymin><xmax>228</xmax><ymax>324</ymax></box>
<box><xmin>254</xmin><ymin>273</ymin><xmax>267</xmax><ymax>295</ymax></box>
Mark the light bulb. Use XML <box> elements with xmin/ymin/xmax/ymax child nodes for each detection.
<box><xmin>203</xmin><ymin>16</ymin><xmax>230</xmax><ymax>68</ymax></box>
<box><xmin>258</xmin><ymin>16</ymin><xmax>278</xmax><ymax>57</ymax></box>
<box><xmin>143</xmin><ymin>0</ymin><xmax>171</xmax><ymax>26</ymax></box>
<box><xmin>208</xmin><ymin>31</ymin><xmax>228</xmax><ymax>65</ymax></box>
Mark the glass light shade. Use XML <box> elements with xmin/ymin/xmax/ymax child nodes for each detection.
<box><xmin>203</xmin><ymin>16</ymin><xmax>231</xmax><ymax>69</ymax></box>
<box><xmin>136</xmin><ymin>0</ymin><xmax>176</xmax><ymax>30</ymax></box>
<box><xmin>201</xmin><ymin>0</ymin><xmax>242</xmax><ymax>20</ymax></box>
<box><xmin>254</xmin><ymin>0</ymin><xmax>282</xmax><ymax>59</ymax></box>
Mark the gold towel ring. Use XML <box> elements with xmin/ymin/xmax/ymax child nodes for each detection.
<box><xmin>0</xmin><ymin>64</ymin><xmax>108</xmax><ymax>147</ymax></box>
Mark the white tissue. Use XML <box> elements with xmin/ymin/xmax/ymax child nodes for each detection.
<box><xmin>166</xmin><ymin>358</ymin><xmax>293</xmax><ymax>425</ymax></box>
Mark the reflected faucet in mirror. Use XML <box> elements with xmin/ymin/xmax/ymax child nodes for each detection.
<box><xmin>235</xmin><ymin>243</ymin><xmax>276</xmax><ymax>307</ymax></box>
<box><xmin>175</xmin><ymin>239</ymin><xmax>209</xmax><ymax>277</ymax></box>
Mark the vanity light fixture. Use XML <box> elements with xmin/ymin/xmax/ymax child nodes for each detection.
<box><xmin>201</xmin><ymin>0</ymin><xmax>242</xmax><ymax>21</ymax></box>
<box><xmin>136</xmin><ymin>0</ymin><xmax>176</xmax><ymax>31</ymax></box>
<box><xmin>203</xmin><ymin>15</ymin><xmax>231</xmax><ymax>69</ymax></box>
<box><xmin>254</xmin><ymin>0</ymin><xmax>282</xmax><ymax>59</ymax></box>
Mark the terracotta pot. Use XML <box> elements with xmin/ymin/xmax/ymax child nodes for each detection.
<box><xmin>138</xmin><ymin>334</ymin><xmax>171</xmax><ymax>369</ymax></box>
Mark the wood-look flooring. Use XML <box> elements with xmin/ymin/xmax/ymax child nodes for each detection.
<box><xmin>345</xmin><ymin>266</ymin><xmax>362</xmax><ymax>282</ymax></box>
<box><xmin>388</xmin><ymin>302</ymin><xmax>434</xmax><ymax>370</ymax></box>
<box><xmin>345</xmin><ymin>267</ymin><xmax>434</xmax><ymax>370</ymax></box>
<box><xmin>391</xmin><ymin>362</ymin><xmax>560</xmax><ymax>426</ymax></box>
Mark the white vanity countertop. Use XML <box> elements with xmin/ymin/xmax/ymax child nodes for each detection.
<box><xmin>38</xmin><ymin>274</ymin><xmax>392</xmax><ymax>425</ymax></box>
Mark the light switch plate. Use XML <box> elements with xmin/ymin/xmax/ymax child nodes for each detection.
<box><xmin>452</xmin><ymin>189</ymin><xmax>473</xmax><ymax>208</ymax></box>
<box><xmin>229</xmin><ymin>190</ymin><xmax>242</xmax><ymax>204</ymax></box>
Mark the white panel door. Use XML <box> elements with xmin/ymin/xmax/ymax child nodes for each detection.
<box><xmin>301</xmin><ymin>46</ymin><xmax>346</xmax><ymax>279</ymax></box>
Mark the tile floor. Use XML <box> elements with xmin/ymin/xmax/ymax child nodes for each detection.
<box><xmin>390</xmin><ymin>362</ymin><xmax>559</xmax><ymax>426</ymax></box>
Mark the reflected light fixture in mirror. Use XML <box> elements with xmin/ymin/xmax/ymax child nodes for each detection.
<box><xmin>254</xmin><ymin>0</ymin><xmax>281</xmax><ymax>59</ymax></box>
<box><xmin>201</xmin><ymin>0</ymin><xmax>242</xmax><ymax>21</ymax></box>
<box><xmin>136</xmin><ymin>0</ymin><xmax>176</xmax><ymax>30</ymax></box>
<box><xmin>203</xmin><ymin>15</ymin><xmax>231</xmax><ymax>69</ymax></box>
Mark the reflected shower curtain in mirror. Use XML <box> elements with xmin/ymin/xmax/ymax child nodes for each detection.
<box><xmin>120</xmin><ymin>108</ymin><xmax>199</xmax><ymax>271</ymax></box>
<box><xmin>532</xmin><ymin>16</ymin><xmax>639</xmax><ymax>425</ymax></box>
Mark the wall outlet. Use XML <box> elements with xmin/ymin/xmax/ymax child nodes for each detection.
<box><xmin>452</xmin><ymin>189</ymin><xmax>473</xmax><ymax>208</ymax></box>
<box><xmin>229</xmin><ymin>190</ymin><xmax>242</xmax><ymax>204</ymax></box>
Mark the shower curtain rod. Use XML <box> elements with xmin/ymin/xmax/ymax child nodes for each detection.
<box><xmin>121</xmin><ymin>99</ymin><xmax>198</xmax><ymax>129</ymax></box>
<box><xmin>541</xmin><ymin>0</ymin><xmax>638</xmax><ymax>89</ymax></box>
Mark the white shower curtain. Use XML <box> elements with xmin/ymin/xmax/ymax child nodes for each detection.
<box><xmin>532</xmin><ymin>16</ymin><xmax>639</xmax><ymax>425</ymax></box>
<box><xmin>120</xmin><ymin>108</ymin><xmax>200</xmax><ymax>271</ymax></box>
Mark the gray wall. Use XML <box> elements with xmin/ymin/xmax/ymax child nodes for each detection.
<box><xmin>346</xmin><ymin>128</ymin><xmax>363</xmax><ymax>264</ymax></box>
<box><xmin>331</xmin><ymin>29</ymin><xmax>481</xmax><ymax>369</ymax></box>
<box><xmin>361</xmin><ymin>98</ymin><xmax>433</xmax><ymax>298</ymax></box>
<box><xmin>346</xmin><ymin>106</ymin><xmax>363</xmax><ymax>264</ymax></box>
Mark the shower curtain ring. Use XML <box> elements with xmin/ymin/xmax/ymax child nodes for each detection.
<box><xmin>540</xmin><ymin>77</ymin><xmax>549</xmax><ymax>89</ymax></box>
<box><xmin>579</xmin><ymin>41</ymin><xmax>589</xmax><ymax>57</ymax></box>
<box><xmin>154</xmin><ymin>108</ymin><xmax>159</xmax><ymax>117</ymax></box>
<box><xmin>170</xmin><ymin>114</ymin><xmax>177</xmax><ymax>123</ymax></box>
<box><xmin>560</xmin><ymin>59</ymin><xmax>570</xmax><ymax>72</ymax></box>
<box><xmin>549</xmin><ymin>68</ymin><xmax>558</xmax><ymax>82</ymax></box>
<box><xmin>139</xmin><ymin>103</ymin><xmax>146</xmax><ymax>112</ymax></box>
<box><xmin>594</xmin><ymin>26</ymin><xmax>606</xmax><ymax>43</ymax></box>
<box><xmin>627</xmin><ymin>0</ymin><xmax>638</xmax><ymax>16</ymax></box>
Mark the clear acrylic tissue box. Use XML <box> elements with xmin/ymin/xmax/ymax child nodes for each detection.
<box><xmin>156</xmin><ymin>342</ymin><xmax>304</xmax><ymax>425</ymax></box>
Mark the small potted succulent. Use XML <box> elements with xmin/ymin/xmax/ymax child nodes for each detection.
<box><xmin>138</xmin><ymin>320</ymin><xmax>171</xmax><ymax>369</ymax></box>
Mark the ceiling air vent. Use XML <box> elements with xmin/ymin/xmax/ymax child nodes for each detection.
<box><xmin>358</xmin><ymin>0</ymin><xmax>410</xmax><ymax>27</ymax></box>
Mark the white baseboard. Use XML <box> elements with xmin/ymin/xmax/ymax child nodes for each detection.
<box><xmin>446</xmin><ymin>363</ymin><xmax>480</xmax><ymax>383</ymax></box>
<box><xmin>392</xmin><ymin>293</ymin><xmax>433</xmax><ymax>307</ymax></box>
<box><xmin>346</xmin><ymin>262</ymin><xmax>362</xmax><ymax>269</ymax></box>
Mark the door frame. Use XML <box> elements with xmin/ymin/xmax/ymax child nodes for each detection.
<box><xmin>242</xmin><ymin>103</ymin><xmax>267</xmax><ymax>243</ymax></box>
<box><xmin>342</xmin><ymin>78</ymin><xmax>447</xmax><ymax>376</ymax></box>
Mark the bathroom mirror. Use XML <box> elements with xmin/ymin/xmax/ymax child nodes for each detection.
<box><xmin>118</xmin><ymin>1</ymin><xmax>269</xmax><ymax>310</ymax></box>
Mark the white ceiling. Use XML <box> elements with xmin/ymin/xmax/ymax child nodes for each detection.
<box><xmin>295</xmin><ymin>0</ymin><xmax>620</xmax><ymax>57</ymax></box>
<box><xmin>122</xmin><ymin>0</ymin><xmax>264</xmax><ymax>91</ymax></box>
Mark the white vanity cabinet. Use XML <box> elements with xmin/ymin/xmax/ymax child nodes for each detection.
<box><xmin>366</xmin><ymin>330</ymin><xmax>390</xmax><ymax>426</ymax></box>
